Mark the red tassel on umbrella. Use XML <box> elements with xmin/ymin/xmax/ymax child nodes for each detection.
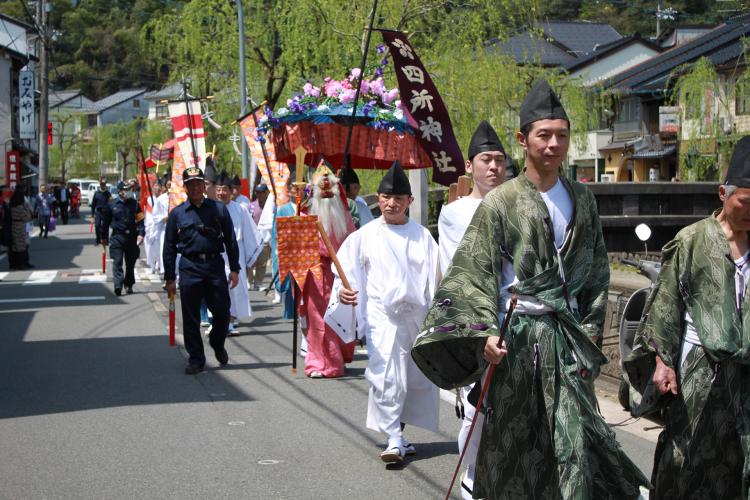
<box><xmin>168</xmin><ymin>291</ymin><xmax>176</xmax><ymax>346</ymax></box>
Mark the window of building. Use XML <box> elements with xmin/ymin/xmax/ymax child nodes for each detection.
<box><xmin>616</xmin><ymin>98</ymin><xmax>641</xmax><ymax>124</ymax></box>
<box><xmin>87</xmin><ymin>114</ymin><xmax>97</xmax><ymax>128</ymax></box>
<box><xmin>155</xmin><ymin>105</ymin><xmax>168</xmax><ymax>119</ymax></box>
<box><xmin>736</xmin><ymin>88</ymin><xmax>750</xmax><ymax>116</ymax></box>
<box><xmin>132</xmin><ymin>99</ymin><xmax>140</xmax><ymax>108</ymax></box>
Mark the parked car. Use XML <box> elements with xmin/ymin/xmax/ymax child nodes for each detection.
<box><xmin>86</xmin><ymin>184</ymin><xmax>118</xmax><ymax>206</ymax></box>
<box><xmin>68</xmin><ymin>178</ymin><xmax>98</xmax><ymax>201</ymax></box>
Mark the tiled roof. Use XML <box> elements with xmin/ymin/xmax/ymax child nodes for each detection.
<box><xmin>489</xmin><ymin>20</ymin><xmax>622</xmax><ymax>66</ymax></box>
<box><xmin>143</xmin><ymin>83</ymin><xmax>182</xmax><ymax>101</ymax></box>
<box><xmin>604</xmin><ymin>13</ymin><xmax>750</xmax><ymax>92</ymax></box>
<box><xmin>490</xmin><ymin>32</ymin><xmax>575</xmax><ymax>66</ymax></box>
<box><xmin>538</xmin><ymin>21</ymin><xmax>622</xmax><ymax>55</ymax></box>
<box><xmin>49</xmin><ymin>89</ymin><xmax>83</xmax><ymax>108</ymax></box>
<box><xmin>79</xmin><ymin>88</ymin><xmax>147</xmax><ymax>114</ymax></box>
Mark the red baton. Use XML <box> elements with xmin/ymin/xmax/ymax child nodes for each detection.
<box><xmin>89</xmin><ymin>220</ymin><xmax>93</xmax><ymax>233</ymax></box>
<box><xmin>101</xmin><ymin>246</ymin><xmax>107</xmax><ymax>274</ymax></box>
<box><xmin>168</xmin><ymin>291</ymin><xmax>176</xmax><ymax>346</ymax></box>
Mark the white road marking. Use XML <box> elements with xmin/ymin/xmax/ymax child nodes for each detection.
<box><xmin>0</xmin><ymin>296</ymin><xmax>106</xmax><ymax>304</ymax></box>
<box><xmin>23</xmin><ymin>271</ymin><xmax>57</xmax><ymax>286</ymax></box>
<box><xmin>0</xmin><ymin>272</ymin><xmax>8</xmax><ymax>282</ymax></box>
<box><xmin>79</xmin><ymin>269</ymin><xmax>107</xmax><ymax>284</ymax></box>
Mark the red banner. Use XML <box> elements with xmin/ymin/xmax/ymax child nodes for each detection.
<box><xmin>276</xmin><ymin>215</ymin><xmax>322</xmax><ymax>291</ymax></box>
<box><xmin>380</xmin><ymin>30</ymin><xmax>465</xmax><ymax>186</ymax></box>
<box><xmin>5</xmin><ymin>150</ymin><xmax>19</xmax><ymax>190</ymax></box>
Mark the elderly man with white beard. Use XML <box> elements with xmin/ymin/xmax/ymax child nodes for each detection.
<box><xmin>300</xmin><ymin>164</ymin><xmax>358</xmax><ymax>378</ymax></box>
<box><xmin>215</xmin><ymin>171</ymin><xmax>263</xmax><ymax>335</ymax></box>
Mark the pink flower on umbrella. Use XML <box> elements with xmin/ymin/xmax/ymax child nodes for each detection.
<box><xmin>349</xmin><ymin>68</ymin><xmax>362</xmax><ymax>81</ymax></box>
<box><xmin>369</xmin><ymin>77</ymin><xmax>385</xmax><ymax>97</ymax></box>
<box><xmin>325</xmin><ymin>79</ymin><xmax>343</xmax><ymax>98</ymax></box>
<box><xmin>303</xmin><ymin>82</ymin><xmax>321</xmax><ymax>97</ymax></box>
<box><xmin>382</xmin><ymin>88</ymin><xmax>399</xmax><ymax>105</ymax></box>
<box><xmin>339</xmin><ymin>88</ymin><xmax>357</xmax><ymax>104</ymax></box>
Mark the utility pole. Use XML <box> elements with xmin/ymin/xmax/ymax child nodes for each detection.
<box><xmin>236</xmin><ymin>0</ymin><xmax>249</xmax><ymax>182</ymax></box>
<box><xmin>37</xmin><ymin>0</ymin><xmax>49</xmax><ymax>187</ymax></box>
<box><xmin>656</xmin><ymin>0</ymin><xmax>661</xmax><ymax>39</ymax></box>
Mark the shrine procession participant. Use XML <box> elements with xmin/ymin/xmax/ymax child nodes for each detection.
<box><xmin>625</xmin><ymin>136</ymin><xmax>750</xmax><ymax>499</ymax></box>
<box><xmin>436</xmin><ymin>120</ymin><xmax>506</xmax><ymax>499</ymax></box>
<box><xmin>334</xmin><ymin>160</ymin><xmax>439</xmax><ymax>464</ymax></box>
<box><xmin>215</xmin><ymin>171</ymin><xmax>262</xmax><ymax>336</ymax></box>
<box><xmin>341</xmin><ymin>167</ymin><xmax>373</xmax><ymax>228</ymax></box>
<box><xmin>231</xmin><ymin>174</ymin><xmax>253</xmax><ymax>210</ymax></box>
<box><xmin>301</xmin><ymin>165</ymin><xmax>357</xmax><ymax>378</ymax></box>
<box><xmin>412</xmin><ymin>79</ymin><xmax>650</xmax><ymax>498</ymax></box>
<box><xmin>148</xmin><ymin>177</ymin><xmax>171</xmax><ymax>275</ymax></box>
<box><xmin>248</xmin><ymin>183</ymin><xmax>271</xmax><ymax>290</ymax></box>
<box><xmin>204</xmin><ymin>157</ymin><xmax>219</xmax><ymax>200</ymax></box>
<box><xmin>163</xmin><ymin>166</ymin><xmax>240</xmax><ymax>375</ymax></box>
<box><xmin>144</xmin><ymin>180</ymin><xmax>164</xmax><ymax>274</ymax></box>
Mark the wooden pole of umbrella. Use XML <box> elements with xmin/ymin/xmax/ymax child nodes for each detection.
<box><xmin>290</xmin><ymin>145</ymin><xmax>308</xmax><ymax>374</ymax></box>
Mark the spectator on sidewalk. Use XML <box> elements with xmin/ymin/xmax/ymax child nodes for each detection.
<box><xmin>34</xmin><ymin>184</ymin><xmax>56</xmax><ymax>238</ymax></box>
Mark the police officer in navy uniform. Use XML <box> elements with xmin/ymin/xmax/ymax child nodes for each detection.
<box><xmin>100</xmin><ymin>181</ymin><xmax>144</xmax><ymax>296</ymax></box>
<box><xmin>91</xmin><ymin>176</ymin><xmax>112</xmax><ymax>245</ymax></box>
<box><xmin>163</xmin><ymin>166</ymin><xmax>240</xmax><ymax>375</ymax></box>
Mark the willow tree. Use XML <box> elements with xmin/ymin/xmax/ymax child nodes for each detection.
<box><xmin>670</xmin><ymin>50</ymin><xmax>750</xmax><ymax>181</ymax></box>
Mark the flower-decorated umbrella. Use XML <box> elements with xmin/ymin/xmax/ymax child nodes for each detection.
<box><xmin>262</xmin><ymin>62</ymin><xmax>431</xmax><ymax>171</ymax></box>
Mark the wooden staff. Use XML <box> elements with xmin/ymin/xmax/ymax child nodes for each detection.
<box><xmin>316</xmin><ymin>220</ymin><xmax>351</xmax><ymax>289</ymax></box>
<box><xmin>168</xmin><ymin>291</ymin><xmax>176</xmax><ymax>346</ymax></box>
<box><xmin>292</xmin><ymin>280</ymin><xmax>299</xmax><ymax>374</ymax></box>
<box><xmin>444</xmin><ymin>294</ymin><xmax>517</xmax><ymax>500</ymax></box>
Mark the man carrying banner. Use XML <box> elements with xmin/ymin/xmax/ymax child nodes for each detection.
<box><xmin>333</xmin><ymin>160</ymin><xmax>439</xmax><ymax>463</ymax></box>
<box><xmin>412</xmin><ymin>80</ymin><xmax>649</xmax><ymax>498</ymax></box>
<box><xmin>215</xmin><ymin>171</ymin><xmax>262</xmax><ymax>336</ymax></box>
<box><xmin>163</xmin><ymin>166</ymin><xmax>240</xmax><ymax>375</ymax></box>
<box><xmin>231</xmin><ymin>174</ymin><xmax>253</xmax><ymax>211</ymax></box>
<box><xmin>149</xmin><ymin>178</ymin><xmax>170</xmax><ymax>276</ymax></box>
<box><xmin>437</xmin><ymin>120</ymin><xmax>507</xmax><ymax>499</ymax></box>
<box><xmin>625</xmin><ymin>137</ymin><xmax>750</xmax><ymax>499</ymax></box>
<box><xmin>300</xmin><ymin>165</ymin><xmax>357</xmax><ymax>378</ymax></box>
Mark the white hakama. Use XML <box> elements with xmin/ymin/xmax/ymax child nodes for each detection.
<box><xmin>331</xmin><ymin>217</ymin><xmax>439</xmax><ymax>438</ymax></box>
<box><xmin>223</xmin><ymin>200</ymin><xmax>262</xmax><ymax>321</ymax></box>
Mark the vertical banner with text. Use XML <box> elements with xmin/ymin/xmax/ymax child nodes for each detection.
<box><xmin>380</xmin><ymin>30</ymin><xmax>464</xmax><ymax>186</ymax></box>
<box><xmin>6</xmin><ymin>151</ymin><xmax>20</xmax><ymax>190</ymax></box>
<box><xmin>18</xmin><ymin>70</ymin><xmax>35</xmax><ymax>140</ymax></box>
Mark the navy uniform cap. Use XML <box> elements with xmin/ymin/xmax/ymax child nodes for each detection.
<box><xmin>116</xmin><ymin>181</ymin><xmax>127</xmax><ymax>190</ymax></box>
<box><xmin>183</xmin><ymin>166</ymin><xmax>205</xmax><ymax>183</ymax></box>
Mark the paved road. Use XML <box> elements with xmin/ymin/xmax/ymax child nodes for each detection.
<box><xmin>0</xmin><ymin>218</ymin><xmax>658</xmax><ymax>499</ymax></box>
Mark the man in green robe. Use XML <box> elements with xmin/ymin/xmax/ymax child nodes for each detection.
<box><xmin>625</xmin><ymin>137</ymin><xmax>750</xmax><ymax>499</ymax></box>
<box><xmin>412</xmin><ymin>79</ymin><xmax>649</xmax><ymax>499</ymax></box>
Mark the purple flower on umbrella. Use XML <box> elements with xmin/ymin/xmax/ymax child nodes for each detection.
<box><xmin>381</xmin><ymin>57</ymin><xmax>388</xmax><ymax>66</ymax></box>
<box><xmin>362</xmin><ymin>99</ymin><xmax>377</xmax><ymax>116</ymax></box>
<box><xmin>376</xmin><ymin>44</ymin><xmax>386</xmax><ymax>54</ymax></box>
<box><xmin>255</xmin><ymin>134</ymin><xmax>266</xmax><ymax>144</ymax></box>
<box><xmin>375</xmin><ymin>66</ymin><xmax>383</xmax><ymax>78</ymax></box>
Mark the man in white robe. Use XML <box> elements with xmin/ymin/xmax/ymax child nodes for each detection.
<box><xmin>149</xmin><ymin>181</ymin><xmax>170</xmax><ymax>275</ymax></box>
<box><xmin>333</xmin><ymin>161</ymin><xmax>439</xmax><ymax>464</ymax></box>
<box><xmin>216</xmin><ymin>171</ymin><xmax>262</xmax><ymax>335</ymax></box>
<box><xmin>143</xmin><ymin>182</ymin><xmax>160</xmax><ymax>273</ymax></box>
<box><xmin>436</xmin><ymin>120</ymin><xmax>507</xmax><ymax>499</ymax></box>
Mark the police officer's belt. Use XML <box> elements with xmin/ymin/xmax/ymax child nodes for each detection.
<box><xmin>184</xmin><ymin>252</ymin><xmax>220</xmax><ymax>261</ymax></box>
<box><xmin>113</xmin><ymin>229</ymin><xmax>132</xmax><ymax>235</ymax></box>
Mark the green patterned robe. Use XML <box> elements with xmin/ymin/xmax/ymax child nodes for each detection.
<box><xmin>412</xmin><ymin>174</ymin><xmax>649</xmax><ymax>499</ymax></box>
<box><xmin>624</xmin><ymin>211</ymin><xmax>750</xmax><ymax>499</ymax></box>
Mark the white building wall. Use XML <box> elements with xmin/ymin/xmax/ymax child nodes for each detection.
<box><xmin>571</xmin><ymin>44</ymin><xmax>660</xmax><ymax>86</ymax></box>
